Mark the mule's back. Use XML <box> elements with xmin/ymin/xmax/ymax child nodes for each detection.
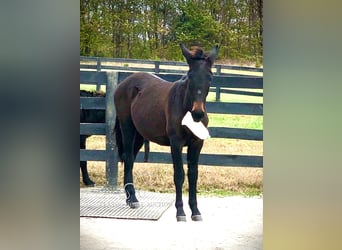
<box><xmin>114</xmin><ymin>72</ymin><xmax>173</xmax><ymax>145</ymax></box>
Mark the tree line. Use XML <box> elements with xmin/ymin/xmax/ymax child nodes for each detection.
<box><xmin>80</xmin><ymin>0</ymin><xmax>263</xmax><ymax>64</ymax></box>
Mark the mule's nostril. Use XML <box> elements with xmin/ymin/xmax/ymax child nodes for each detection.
<box><xmin>191</xmin><ymin>111</ymin><xmax>204</xmax><ymax>122</ymax></box>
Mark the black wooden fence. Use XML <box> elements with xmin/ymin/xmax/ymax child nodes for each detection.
<box><xmin>80</xmin><ymin>56</ymin><xmax>263</xmax><ymax>94</ymax></box>
<box><xmin>80</xmin><ymin>69</ymin><xmax>263</xmax><ymax>188</ymax></box>
<box><xmin>80</xmin><ymin>72</ymin><xmax>118</xmax><ymax>186</ymax></box>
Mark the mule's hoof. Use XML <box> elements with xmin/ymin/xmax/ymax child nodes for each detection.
<box><xmin>191</xmin><ymin>214</ymin><xmax>203</xmax><ymax>221</ymax></box>
<box><xmin>84</xmin><ymin>180</ymin><xmax>95</xmax><ymax>187</ymax></box>
<box><xmin>127</xmin><ymin>201</ymin><xmax>140</xmax><ymax>209</ymax></box>
<box><xmin>176</xmin><ymin>216</ymin><xmax>187</xmax><ymax>222</ymax></box>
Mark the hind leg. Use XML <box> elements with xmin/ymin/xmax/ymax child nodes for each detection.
<box><xmin>125</xmin><ymin>131</ymin><xmax>144</xmax><ymax>206</ymax></box>
<box><xmin>143</xmin><ymin>139</ymin><xmax>150</xmax><ymax>162</ymax></box>
<box><xmin>134</xmin><ymin>133</ymin><xmax>145</xmax><ymax>160</ymax></box>
<box><xmin>120</xmin><ymin>118</ymin><xmax>142</xmax><ymax>208</ymax></box>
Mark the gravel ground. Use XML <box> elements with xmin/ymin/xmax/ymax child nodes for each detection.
<box><xmin>80</xmin><ymin>196</ymin><xmax>263</xmax><ymax>250</ymax></box>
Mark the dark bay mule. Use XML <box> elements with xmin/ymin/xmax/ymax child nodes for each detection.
<box><xmin>80</xmin><ymin>90</ymin><xmax>150</xmax><ymax>186</ymax></box>
<box><xmin>114</xmin><ymin>44</ymin><xmax>219</xmax><ymax>221</ymax></box>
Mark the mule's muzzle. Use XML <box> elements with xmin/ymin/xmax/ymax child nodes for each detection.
<box><xmin>191</xmin><ymin>101</ymin><xmax>205</xmax><ymax>122</ymax></box>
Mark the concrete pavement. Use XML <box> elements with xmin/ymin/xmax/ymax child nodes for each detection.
<box><xmin>80</xmin><ymin>196</ymin><xmax>263</xmax><ymax>250</ymax></box>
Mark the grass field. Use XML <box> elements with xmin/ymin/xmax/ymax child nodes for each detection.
<box><xmin>80</xmin><ymin>73</ymin><xmax>263</xmax><ymax>196</ymax></box>
<box><xmin>80</xmin><ymin>136</ymin><xmax>263</xmax><ymax>196</ymax></box>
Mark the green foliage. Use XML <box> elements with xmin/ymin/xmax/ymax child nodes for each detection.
<box><xmin>80</xmin><ymin>0</ymin><xmax>263</xmax><ymax>63</ymax></box>
<box><xmin>172</xmin><ymin>1</ymin><xmax>222</xmax><ymax>49</ymax></box>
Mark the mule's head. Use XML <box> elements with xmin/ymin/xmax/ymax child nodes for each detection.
<box><xmin>180</xmin><ymin>43</ymin><xmax>219</xmax><ymax>122</ymax></box>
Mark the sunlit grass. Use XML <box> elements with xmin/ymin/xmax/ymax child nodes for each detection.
<box><xmin>208</xmin><ymin>113</ymin><xmax>263</xmax><ymax>130</ymax></box>
<box><xmin>80</xmin><ymin>160</ymin><xmax>263</xmax><ymax>197</ymax></box>
<box><xmin>207</xmin><ymin>90</ymin><xmax>263</xmax><ymax>104</ymax></box>
<box><xmin>80</xmin><ymin>135</ymin><xmax>263</xmax><ymax>196</ymax></box>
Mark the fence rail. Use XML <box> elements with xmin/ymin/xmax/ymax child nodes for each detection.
<box><xmin>80</xmin><ymin>68</ymin><xmax>263</xmax><ymax>187</ymax></box>
<box><xmin>80</xmin><ymin>56</ymin><xmax>263</xmax><ymax>78</ymax></box>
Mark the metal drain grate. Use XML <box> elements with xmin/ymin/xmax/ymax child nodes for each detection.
<box><xmin>80</xmin><ymin>187</ymin><xmax>175</xmax><ymax>220</ymax></box>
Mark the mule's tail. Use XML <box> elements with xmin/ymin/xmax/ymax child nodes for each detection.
<box><xmin>114</xmin><ymin>117</ymin><xmax>123</xmax><ymax>162</ymax></box>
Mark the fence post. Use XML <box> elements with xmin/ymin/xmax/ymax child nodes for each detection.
<box><xmin>96</xmin><ymin>58</ymin><xmax>101</xmax><ymax>91</ymax></box>
<box><xmin>215</xmin><ymin>87</ymin><xmax>221</xmax><ymax>102</ymax></box>
<box><xmin>105</xmin><ymin>71</ymin><xmax>119</xmax><ymax>188</ymax></box>
<box><xmin>215</xmin><ymin>64</ymin><xmax>222</xmax><ymax>75</ymax></box>
<box><xmin>154</xmin><ymin>61</ymin><xmax>160</xmax><ymax>73</ymax></box>
<box><xmin>215</xmin><ymin>65</ymin><xmax>222</xmax><ymax>102</ymax></box>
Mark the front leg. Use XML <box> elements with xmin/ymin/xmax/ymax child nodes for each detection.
<box><xmin>187</xmin><ymin>139</ymin><xmax>204</xmax><ymax>221</ymax></box>
<box><xmin>170</xmin><ymin>137</ymin><xmax>186</xmax><ymax>222</ymax></box>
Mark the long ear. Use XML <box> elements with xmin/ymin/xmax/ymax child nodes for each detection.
<box><xmin>207</xmin><ymin>45</ymin><xmax>219</xmax><ymax>66</ymax></box>
<box><xmin>180</xmin><ymin>43</ymin><xmax>192</xmax><ymax>63</ymax></box>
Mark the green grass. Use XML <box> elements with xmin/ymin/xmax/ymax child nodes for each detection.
<box><xmin>208</xmin><ymin>114</ymin><xmax>263</xmax><ymax>130</ymax></box>
<box><xmin>206</xmin><ymin>89</ymin><xmax>263</xmax><ymax>130</ymax></box>
<box><xmin>207</xmin><ymin>89</ymin><xmax>263</xmax><ymax>103</ymax></box>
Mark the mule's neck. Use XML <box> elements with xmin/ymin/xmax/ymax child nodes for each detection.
<box><xmin>182</xmin><ymin>76</ymin><xmax>193</xmax><ymax>113</ymax></box>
